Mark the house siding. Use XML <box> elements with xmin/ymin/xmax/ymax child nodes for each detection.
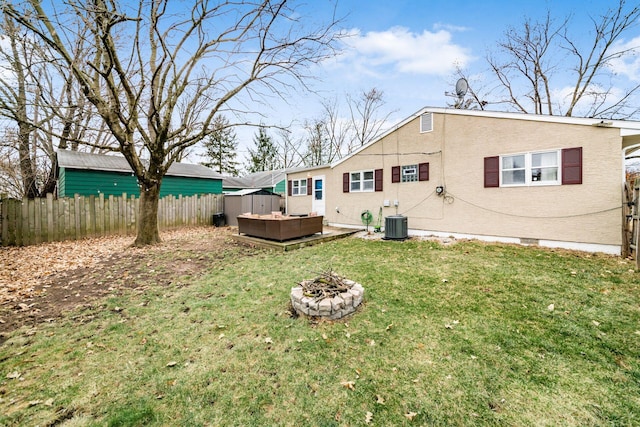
<box><xmin>287</xmin><ymin>111</ymin><xmax>623</xmax><ymax>250</ymax></box>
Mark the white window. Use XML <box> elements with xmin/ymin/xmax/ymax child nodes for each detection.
<box><xmin>501</xmin><ymin>150</ymin><xmax>560</xmax><ymax>187</ymax></box>
<box><xmin>350</xmin><ymin>170</ymin><xmax>374</xmax><ymax>192</ymax></box>
<box><xmin>420</xmin><ymin>113</ymin><xmax>433</xmax><ymax>133</ymax></box>
<box><xmin>292</xmin><ymin>178</ymin><xmax>307</xmax><ymax>195</ymax></box>
<box><xmin>401</xmin><ymin>165</ymin><xmax>418</xmax><ymax>182</ymax></box>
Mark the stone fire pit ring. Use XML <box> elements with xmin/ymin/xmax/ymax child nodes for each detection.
<box><xmin>290</xmin><ymin>279</ymin><xmax>364</xmax><ymax>320</ymax></box>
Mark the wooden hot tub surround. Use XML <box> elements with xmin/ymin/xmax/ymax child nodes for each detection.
<box><xmin>237</xmin><ymin>214</ymin><xmax>323</xmax><ymax>241</ymax></box>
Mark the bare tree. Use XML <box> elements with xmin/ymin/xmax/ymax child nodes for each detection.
<box><xmin>320</xmin><ymin>97</ymin><xmax>348</xmax><ymax>161</ymax></box>
<box><xmin>0</xmin><ymin>13</ymin><xmax>110</xmax><ymax>198</ymax></box>
<box><xmin>275</xmin><ymin>128</ymin><xmax>304</xmax><ymax>169</ymax></box>
<box><xmin>0</xmin><ymin>16</ymin><xmax>40</xmax><ymax>198</ymax></box>
<box><xmin>303</xmin><ymin>118</ymin><xmax>327</xmax><ymax>166</ymax></box>
<box><xmin>347</xmin><ymin>87</ymin><xmax>393</xmax><ymax>152</ymax></box>
<box><xmin>5</xmin><ymin>0</ymin><xmax>343</xmax><ymax>245</ymax></box>
<box><xmin>486</xmin><ymin>1</ymin><xmax>640</xmax><ymax>118</ymax></box>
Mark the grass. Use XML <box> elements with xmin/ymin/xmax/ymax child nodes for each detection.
<box><xmin>1</xmin><ymin>237</ymin><xmax>640</xmax><ymax>426</ymax></box>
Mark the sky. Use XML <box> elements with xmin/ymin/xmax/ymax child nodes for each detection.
<box><xmin>228</xmin><ymin>0</ymin><xmax>640</xmax><ymax>160</ymax></box>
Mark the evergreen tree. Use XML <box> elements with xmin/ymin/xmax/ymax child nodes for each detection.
<box><xmin>246</xmin><ymin>126</ymin><xmax>280</xmax><ymax>173</ymax></box>
<box><xmin>201</xmin><ymin>115</ymin><xmax>240</xmax><ymax>176</ymax></box>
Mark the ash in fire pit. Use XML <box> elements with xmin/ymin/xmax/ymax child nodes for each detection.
<box><xmin>290</xmin><ymin>270</ymin><xmax>364</xmax><ymax>320</ymax></box>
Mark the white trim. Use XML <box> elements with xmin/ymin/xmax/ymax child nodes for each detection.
<box><xmin>291</xmin><ymin>178</ymin><xmax>307</xmax><ymax>196</ymax></box>
<box><xmin>406</xmin><ymin>229</ymin><xmax>620</xmax><ymax>255</ymax></box>
<box><xmin>500</xmin><ymin>149</ymin><xmax>561</xmax><ymax>187</ymax></box>
<box><xmin>419</xmin><ymin>107</ymin><xmax>640</xmax><ymax>130</ymax></box>
<box><xmin>327</xmin><ymin>223</ymin><xmax>620</xmax><ymax>255</ymax></box>
<box><xmin>349</xmin><ymin>170</ymin><xmax>375</xmax><ymax>192</ymax></box>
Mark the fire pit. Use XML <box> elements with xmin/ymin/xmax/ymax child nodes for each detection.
<box><xmin>290</xmin><ymin>270</ymin><xmax>364</xmax><ymax>320</ymax></box>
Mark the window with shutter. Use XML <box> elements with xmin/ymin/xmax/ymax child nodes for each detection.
<box><xmin>484</xmin><ymin>147</ymin><xmax>581</xmax><ymax>187</ymax></box>
<box><xmin>375</xmin><ymin>169</ymin><xmax>383</xmax><ymax>191</ymax></box>
<box><xmin>418</xmin><ymin>163</ymin><xmax>429</xmax><ymax>181</ymax></box>
<box><xmin>392</xmin><ymin>166</ymin><xmax>400</xmax><ymax>183</ymax></box>
<box><xmin>291</xmin><ymin>179</ymin><xmax>307</xmax><ymax>195</ymax></box>
<box><xmin>484</xmin><ymin>156</ymin><xmax>499</xmax><ymax>188</ymax></box>
<box><xmin>562</xmin><ymin>147</ymin><xmax>582</xmax><ymax>185</ymax></box>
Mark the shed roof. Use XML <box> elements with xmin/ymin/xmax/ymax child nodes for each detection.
<box><xmin>223</xmin><ymin>169</ymin><xmax>287</xmax><ymax>189</ymax></box>
<box><xmin>224</xmin><ymin>188</ymin><xmax>280</xmax><ymax>196</ymax></box>
<box><xmin>57</xmin><ymin>150</ymin><xmax>223</xmax><ymax>180</ymax></box>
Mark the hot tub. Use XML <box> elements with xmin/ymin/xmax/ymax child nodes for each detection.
<box><xmin>237</xmin><ymin>214</ymin><xmax>323</xmax><ymax>241</ymax></box>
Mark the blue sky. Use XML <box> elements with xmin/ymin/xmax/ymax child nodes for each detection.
<box><xmin>229</xmin><ymin>0</ymin><xmax>640</xmax><ymax>158</ymax></box>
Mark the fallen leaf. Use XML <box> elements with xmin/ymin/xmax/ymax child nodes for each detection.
<box><xmin>166</xmin><ymin>361</ymin><xmax>178</xmax><ymax>367</ymax></box>
<box><xmin>592</xmin><ymin>320</ymin><xmax>600</xmax><ymax>327</ymax></box>
<box><xmin>547</xmin><ymin>303</ymin><xmax>555</xmax><ymax>311</ymax></box>
<box><xmin>405</xmin><ymin>411</ymin><xmax>418</xmax><ymax>421</ymax></box>
<box><xmin>376</xmin><ymin>395</ymin><xmax>385</xmax><ymax>404</ymax></box>
<box><xmin>28</xmin><ymin>400</ymin><xmax>42</xmax><ymax>407</ymax></box>
<box><xmin>264</xmin><ymin>337</ymin><xmax>273</xmax><ymax>344</ymax></box>
<box><xmin>385</xmin><ymin>323</ymin><xmax>394</xmax><ymax>331</ymax></box>
<box><xmin>44</xmin><ymin>398</ymin><xmax>54</xmax><ymax>407</ymax></box>
<box><xmin>340</xmin><ymin>380</ymin><xmax>355</xmax><ymax>390</ymax></box>
<box><xmin>322</xmin><ymin>333</ymin><xmax>329</xmax><ymax>340</ymax></box>
<box><xmin>218</xmin><ymin>333</ymin><xmax>225</xmax><ymax>339</ymax></box>
<box><xmin>365</xmin><ymin>411</ymin><xmax>373</xmax><ymax>424</ymax></box>
<box><xmin>368</xmin><ymin>339</ymin><xmax>375</xmax><ymax>346</ymax></box>
<box><xmin>6</xmin><ymin>371</ymin><xmax>21</xmax><ymax>379</ymax></box>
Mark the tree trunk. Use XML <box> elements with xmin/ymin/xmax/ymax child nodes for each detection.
<box><xmin>135</xmin><ymin>181</ymin><xmax>161</xmax><ymax>246</ymax></box>
<box><xmin>18</xmin><ymin>124</ymin><xmax>39</xmax><ymax>199</ymax></box>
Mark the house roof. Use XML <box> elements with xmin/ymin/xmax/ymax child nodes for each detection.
<box><xmin>326</xmin><ymin>107</ymin><xmax>640</xmax><ymax>169</ymax></box>
<box><xmin>57</xmin><ymin>150</ymin><xmax>224</xmax><ymax>180</ymax></box>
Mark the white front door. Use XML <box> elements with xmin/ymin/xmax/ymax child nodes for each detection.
<box><xmin>312</xmin><ymin>175</ymin><xmax>325</xmax><ymax>216</ymax></box>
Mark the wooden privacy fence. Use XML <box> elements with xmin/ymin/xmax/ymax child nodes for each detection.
<box><xmin>0</xmin><ymin>193</ymin><xmax>224</xmax><ymax>246</ymax></box>
<box><xmin>627</xmin><ymin>179</ymin><xmax>640</xmax><ymax>269</ymax></box>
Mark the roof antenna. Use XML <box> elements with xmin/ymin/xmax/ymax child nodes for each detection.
<box><xmin>445</xmin><ymin>78</ymin><xmax>468</xmax><ymax>109</ymax></box>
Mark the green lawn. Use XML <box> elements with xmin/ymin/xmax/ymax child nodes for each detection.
<box><xmin>1</xmin><ymin>237</ymin><xmax>639</xmax><ymax>426</ymax></box>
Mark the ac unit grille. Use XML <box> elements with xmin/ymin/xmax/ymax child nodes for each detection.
<box><xmin>384</xmin><ymin>215</ymin><xmax>408</xmax><ymax>240</ymax></box>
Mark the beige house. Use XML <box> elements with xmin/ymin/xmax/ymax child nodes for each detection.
<box><xmin>286</xmin><ymin>107</ymin><xmax>640</xmax><ymax>255</ymax></box>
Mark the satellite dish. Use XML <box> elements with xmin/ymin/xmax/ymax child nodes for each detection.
<box><xmin>455</xmin><ymin>78</ymin><xmax>468</xmax><ymax>98</ymax></box>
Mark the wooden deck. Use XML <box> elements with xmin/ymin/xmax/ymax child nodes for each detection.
<box><xmin>230</xmin><ymin>226</ymin><xmax>360</xmax><ymax>251</ymax></box>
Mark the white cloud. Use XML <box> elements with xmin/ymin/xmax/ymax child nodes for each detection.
<box><xmin>337</xmin><ymin>26</ymin><xmax>472</xmax><ymax>76</ymax></box>
<box><xmin>608</xmin><ymin>36</ymin><xmax>640</xmax><ymax>81</ymax></box>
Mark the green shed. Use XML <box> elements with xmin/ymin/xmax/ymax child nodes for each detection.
<box><xmin>57</xmin><ymin>150</ymin><xmax>223</xmax><ymax>198</ymax></box>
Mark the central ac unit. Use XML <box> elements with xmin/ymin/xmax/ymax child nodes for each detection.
<box><xmin>384</xmin><ymin>215</ymin><xmax>408</xmax><ymax>240</ymax></box>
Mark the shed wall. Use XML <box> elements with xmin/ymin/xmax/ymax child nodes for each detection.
<box><xmin>224</xmin><ymin>194</ymin><xmax>281</xmax><ymax>226</ymax></box>
<box><xmin>59</xmin><ymin>168</ymin><xmax>222</xmax><ymax>198</ymax></box>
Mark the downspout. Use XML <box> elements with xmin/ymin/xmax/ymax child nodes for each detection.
<box><xmin>284</xmin><ymin>172</ymin><xmax>288</xmax><ymax>215</ymax></box>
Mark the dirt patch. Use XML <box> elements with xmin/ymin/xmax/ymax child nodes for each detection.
<box><xmin>0</xmin><ymin>226</ymin><xmax>256</xmax><ymax>342</ymax></box>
